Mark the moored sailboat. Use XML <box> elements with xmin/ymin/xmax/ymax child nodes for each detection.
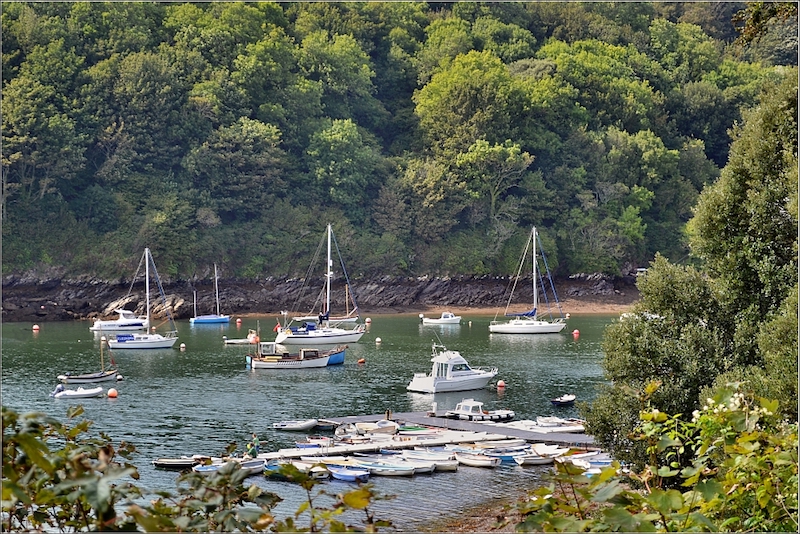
<box><xmin>275</xmin><ymin>224</ymin><xmax>365</xmax><ymax>347</ymax></box>
<box><xmin>58</xmin><ymin>335</ymin><xmax>122</xmax><ymax>384</ymax></box>
<box><xmin>108</xmin><ymin>248</ymin><xmax>179</xmax><ymax>350</ymax></box>
<box><xmin>190</xmin><ymin>263</ymin><xmax>230</xmax><ymax>324</ymax></box>
<box><xmin>489</xmin><ymin>227</ymin><xmax>567</xmax><ymax>334</ymax></box>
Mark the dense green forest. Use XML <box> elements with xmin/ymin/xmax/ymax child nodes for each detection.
<box><xmin>1</xmin><ymin>2</ymin><xmax>796</xmax><ymax>280</ymax></box>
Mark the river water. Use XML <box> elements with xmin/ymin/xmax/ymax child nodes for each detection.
<box><xmin>2</xmin><ymin>313</ymin><xmax>617</xmax><ymax>531</ymax></box>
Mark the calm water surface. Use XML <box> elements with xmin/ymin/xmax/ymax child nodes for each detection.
<box><xmin>2</xmin><ymin>313</ymin><xmax>617</xmax><ymax>531</ymax></box>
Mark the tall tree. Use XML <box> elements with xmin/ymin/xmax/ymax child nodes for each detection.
<box><xmin>584</xmin><ymin>67</ymin><xmax>798</xmax><ymax>469</ymax></box>
<box><xmin>455</xmin><ymin>139</ymin><xmax>534</xmax><ymax>223</ymax></box>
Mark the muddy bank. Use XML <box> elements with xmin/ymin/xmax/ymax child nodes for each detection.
<box><xmin>1</xmin><ymin>272</ymin><xmax>639</xmax><ymax>323</ymax></box>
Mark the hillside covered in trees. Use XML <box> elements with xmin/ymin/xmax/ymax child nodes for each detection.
<box><xmin>2</xmin><ymin>2</ymin><xmax>796</xmax><ymax>281</ymax></box>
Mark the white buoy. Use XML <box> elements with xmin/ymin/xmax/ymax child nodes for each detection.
<box><xmin>497</xmin><ymin>380</ymin><xmax>506</xmax><ymax>389</ymax></box>
<box><xmin>180</xmin><ymin>343</ymin><xmax>186</xmax><ymax>351</ymax></box>
<box><xmin>366</xmin><ymin>317</ymin><xmax>372</xmax><ymax>324</ymax></box>
<box><xmin>375</xmin><ymin>337</ymin><xmax>382</xmax><ymax>344</ymax></box>
<box><xmin>566</xmin><ymin>313</ymin><xmax>571</xmax><ymax>319</ymax></box>
<box><xmin>419</xmin><ymin>313</ymin><xmax>424</xmax><ymax>319</ymax></box>
<box><xmin>107</xmin><ymin>388</ymin><xmax>118</xmax><ymax>398</ymax></box>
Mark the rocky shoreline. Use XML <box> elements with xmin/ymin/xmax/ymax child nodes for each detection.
<box><xmin>1</xmin><ymin>272</ymin><xmax>639</xmax><ymax>323</ymax></box>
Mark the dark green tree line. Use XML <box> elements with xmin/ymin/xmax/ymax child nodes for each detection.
<box><xmin>1</xmin><ymin>2</ymin><xmax>793</xmax><ymax>279</ymax></box>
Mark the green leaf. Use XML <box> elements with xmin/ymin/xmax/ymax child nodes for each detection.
<box><xmin>694</xmin><ymin>479</ymin><xmax>723</xmax><ymax>501</ymax></box>
<box><xmin>648</xmin><ymin>488</ymin><xmax>683</xmax><ymax>514</ymax></box>
<box><xmin>592</xmin><ymin>479</ymin><xmax>623</xmax><ymax>503</ymax></box>
<box><xmin>656</xmin><ymin>465</ymin><xmax>679</xmax><ymax>477</ymax></box>
<box><xmin>657</xmin><ymin>435</ymin><xmax>682</xmax><ymax>451</ymax></box>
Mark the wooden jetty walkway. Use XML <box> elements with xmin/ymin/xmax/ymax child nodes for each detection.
<box><xmin>262</xmin><ymin>411</ymin><xmax>594</xmax><ymax>460</ymax></box>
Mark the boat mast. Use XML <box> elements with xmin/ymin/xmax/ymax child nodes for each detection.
<box><xmin>145</xmin><ymin>248</ymin><xmax>151</xmax><ymax>331</ymax></box>
<box><xmin>325</xmin><ymin>224</ymin><xmax>332</xmax><ymax>327</ymax></box>
<box><xmin>531</xmin><ymin>227</ymin><xmax>538</xmax><ymax>318</ymax></box>
<box><xmin>214</xmin><ymin>263</ymin><xmax>220</xmax><ymax>316</ymax></box>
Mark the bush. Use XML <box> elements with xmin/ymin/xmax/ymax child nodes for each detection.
<box><xmin>510</xmin><ymin>384</ymin><xmax>798</xmax><ymax>532</ymax></box>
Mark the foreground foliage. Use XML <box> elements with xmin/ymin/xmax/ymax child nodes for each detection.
<box><xmin>512</xmin><ymin>385</ymin><xmax>798</xmax><ymax>532</ymax></box>
<box><xmin>1</xmin><ymin>405</ymin><xmax>390</xmax><ymax>532</ymax></box>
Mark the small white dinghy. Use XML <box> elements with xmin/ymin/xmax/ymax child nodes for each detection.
<box><xmin>50</xmin><ymin>384</ymin><xmax>104</xmax><ymax>399</ymax></box>
<box><xmin>272</xmin><ymin>419</ymin><xmax>319</xmax><ymax>431</ymax></box>
<box><xmin>454</xmin><ymin>452</ymin><xmax>501</xmax><ymax>468</ymax></box>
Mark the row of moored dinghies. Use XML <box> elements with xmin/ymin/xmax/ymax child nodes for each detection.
<box><xmin>152</xmin><ymin>417</ymin><xmax>603</xmax><ymax>480</ymax></box>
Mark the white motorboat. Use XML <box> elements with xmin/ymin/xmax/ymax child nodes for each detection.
<box><xmin>420</xmin><ymin>311</ymin><xmax>461</xmax><ymax>325</ymax></box>
<box><xmin>551</xmin><ymin>393</ymin><xmax>576</xmax><ymax>406</ymax></box>
<box><xmin>50</xmin><ymin>384</ymin><xmax>104</xmax><ymax>399</ymax></box>
<box><xmin>407</xmin><ymin>343</ymin><xmax>498</xmax><ymax>393</ymax></box>
<box><xmin>107</xmin><ymin>248</ymin><xmax>178</xmax><ymax>350</ymax></box>
<box><xmin>89</xmin><ymin>309</ymin><xmax>149</xmax><ymax>332</ymax></box>
<box><xmin>454</xmin><ymin>452</ymin><xmax>501</xmax><ymax>468</ymax></box>
<box><xmin>444</xmin><ymin>398</ymin><xmax>515</xmax><ymax>422</ymax></box>
<box><xmin>489</xmin><ymin>226</ymin><xmax>567</xmax><ymax>334</ymax></box>
<box><xmin>246</xmin><ymin>342</ymin><xmax>343</xmax><ymax>369</ymax></box>
<box><xmin>272</xmin><ymin>419</ymin><xmax>319</xmax><ymax>431</ymax></box>
<box><xmin>275</xmin><ymin>224</ymin><xmax>365</xmax><ymax>345</ymax></box>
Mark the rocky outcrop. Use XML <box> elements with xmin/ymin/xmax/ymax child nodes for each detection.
<box><xmin>1</xmin><ymin>273</ymin><xmax>639</xmax><ymax>323</ymax></box>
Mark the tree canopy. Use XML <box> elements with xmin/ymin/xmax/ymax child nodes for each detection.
<box><xmin>2</xmin><ymin>1</ymin><xmax>794</xmax><ymax>279</ymax></box>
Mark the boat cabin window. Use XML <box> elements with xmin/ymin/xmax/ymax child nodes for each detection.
<box><xmin>450</xmin><ymin>363</ymin><xmax>470</xmax><ymax>372</ymax></box>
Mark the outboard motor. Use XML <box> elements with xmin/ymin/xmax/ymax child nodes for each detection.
<box><xmin>50</xmin><ymin>384</ymin><xmax>65</xmax><ymax>397</ymax></box>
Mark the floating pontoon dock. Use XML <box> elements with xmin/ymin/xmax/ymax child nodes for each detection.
<box><xmin>262</xmin><ymin>411</ymin><xmax>594</xmax><ymax>460</ymax></box>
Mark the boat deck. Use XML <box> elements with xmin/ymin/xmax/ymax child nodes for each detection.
<box><xmin>262</xmin><ymin>411</ymin><xmax>594</xmax><ymax>460</ymax></box>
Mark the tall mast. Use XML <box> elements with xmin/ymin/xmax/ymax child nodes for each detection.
<box><xmin>326</xmin><ymin>224</ymin><xmax>332</xmax><ymax>326</ymax></box>
<box><xmin>145</xmin><ymin>248</ymin><xmax>151</xmax><ymax>329</ymax></box>
<box><xmin>531</xmin><ymin>227</ymin><xmax>538</xmax><ymax>316</ymax></box>
<box><xmin>214</xmin><ymin>263</ymin><xmax>220</xmax><ymax>316</ymax></box>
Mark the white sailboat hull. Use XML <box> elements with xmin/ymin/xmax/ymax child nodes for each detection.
<box><xmin>58</xmin><ymin>370</ymin><xmax>120</xmax><ymax>384</ymax></box>
<box><xmin>275</xmin><ymin>326</ymin><xmax>365</xmax><ymax>345</ymax></box>
<box><xmin>489</xmin><ymin>318</ymin><xmax>567</xmax><ymax>334</ymax></box>
<box><xmin>108</xmin><ymin>332</ymin><xmax>178</xmax><ymax>349</ymax></box>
